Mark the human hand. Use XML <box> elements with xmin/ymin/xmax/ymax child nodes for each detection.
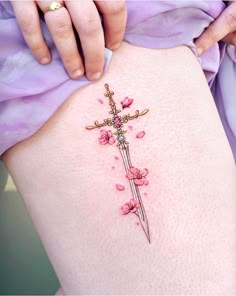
<box><xmin>195</xmin><ymin>1</ymin><xmax>236</xmax><ymax>56</ymax></box>
<box><xmin>11</xmin><ymin>0</ymin><xmax>127</xmax><ymax>80</ymax></box>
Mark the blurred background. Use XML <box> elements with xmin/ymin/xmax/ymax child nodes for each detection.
<box><xmin>0</xmin><ymin>161</ymin><xmax>60</xmax><ymax>295</ymax></box>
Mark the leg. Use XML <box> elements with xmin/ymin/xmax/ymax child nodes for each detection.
<box><xmin>3</xmin><ymin>42</ymin><xmax>236</xmax><ymax>294</ymax></box>
<box><xmin>55</xmin><ymin>287</ymin><xmax>64</xmax><ymax>295</ymax></box>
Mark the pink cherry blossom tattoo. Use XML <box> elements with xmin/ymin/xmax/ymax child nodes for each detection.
<box><xmin>98</xmin><ymin>129</ymin><xmax>116</xmax><ymax>145</ymax></box>
<box><xmin>116</xmin><ymin>184</ymin><xmax>125</xmax><ymax>191</ymax></box>
<box><xmin>136</xmin><ymin>131</ymin><xmax>145</xmax><ymax>139</ymax></box>
<box><xmin>86</xmin><ymin>84</ymin><xmax>151</xmax><ymax>243</ymax></box>
<box><xmin>120</xmin><ymin>96</ymin><xmax>133</xmax><ymax>109</ymax></box>
<box><xmin>121</xmin><ymin>198</ymin><xmax>140</xmax><ymax>215</ymax></box>
<box><xmin>126</xmin><ymin>167</ymin><xmax>149</xmax><ymax>186</ymax></box>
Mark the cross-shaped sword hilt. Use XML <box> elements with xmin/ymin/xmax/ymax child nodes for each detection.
<box><xmin>86</xmin><ymin>84</ymin><xmax>149</xmax><ymax>145</ymax></box>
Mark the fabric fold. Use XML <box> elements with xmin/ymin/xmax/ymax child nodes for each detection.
<box><xmin>0</xmin><ymin>1</ymin><xmax>235</xmax><ymax>162</ymax></box>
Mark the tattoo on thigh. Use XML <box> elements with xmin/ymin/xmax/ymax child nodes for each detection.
<box><xmin>86</xmin><ymin>84</ymin><xmax>151</xmax><ymax>243</ymax></box>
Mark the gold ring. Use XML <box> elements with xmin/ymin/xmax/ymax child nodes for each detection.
<box><xmin>44</xmin><ymin>1</ymin><xmax>64</xmax><ymax>13</ymax></box>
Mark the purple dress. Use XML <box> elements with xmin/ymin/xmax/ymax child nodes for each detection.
<box><xmin>0</xmin><ymin>1</ymin><xmax>235</xmax><ymax>162</ymax></box>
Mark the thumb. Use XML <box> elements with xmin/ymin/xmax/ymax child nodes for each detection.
<box><xmin>195</xmin><ymin>3</ymin><xmax>236</xmax><ymax>56</ymax></box>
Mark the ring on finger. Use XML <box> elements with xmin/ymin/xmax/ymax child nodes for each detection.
<box><xmin>43</xmin><ymin>1</ymin><xmax>65</xmax><ymax>13</ymax></box>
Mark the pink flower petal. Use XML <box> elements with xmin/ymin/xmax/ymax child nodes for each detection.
<box><xmin>134</xmin><ymin>178</ymin><xmax>144</xmax><ymax>186</ymax></box>
<box><xmin>109</xmin><ymin>137</ymin><xmax>116</xmax><ymax>144</ymax></box>
<box><xmin>130</xmin><ymin>202</ymin><xmax>140</xmax><ymax>213</ymax></box>
<box><xmin>129</xmin><ymin>198</ymin><xmax>137</xmax><ymax>207</ymax></box>
<box><xmin>121</xmin><ymin>198</ymin><xmax>140</xmax><ymax>215</ymax></box>
<box><xmin>116</xmin><ymin>184</ymin><xmax>125</xmax><ymax>191</ymax></box>
<box><xmin>121</xmin><ymin>202</ymin><xmax>132</xmax><ymax>215</ymax></box>
<box><xmin>121</xmin><ymin>205</ymin><xmax>130</xmax><ymax>215</ymax></box>
<box><xmin>127</xmin><ymin>167</ymin><xmax>149</xmax><ymax>186</ymax></box>
<box><xmin>120</xmin><ymin>97</ymin><xmax>133</xmax><ymax>109</ymax></box>
<box><xmin>130</xmin><ymin>167</ymin><xmax>138</xmax><ymax>175</ymax></box>
<box><xmin>143</xmin><ymin>178</ymin><xmax>149</xmax><ymax>186</ymax></box>
<box><xmin>100</xmin><ymin>129</ymin><xmax>106</xmax><ymax>135</ymax></box>
<box><xmin>130</xmin><ymin>208</ymin><xmax>138</xmax><ymax>213</ymax></box>
<box><xmin>99</xmin><ymin>138</ymin><xmax>108</xmax><ymax>145</ymax></box>
<box><xmin>128</xmin><ymin>125</ymin><xmax>133</xmax><ymax>131</ymax></box>
<box><xmin>136</xmin><ymin>131</ymin><xmax>145</xmax><ymax>139</ymax></box>
<box><xmin>98</xmin><ymin>98</ymin><xmax>104</xmax><ymax>104</ymax></box>
<box><xmin>141</xmin><ymin>168</ymin><xmax>149</xmax><ymax>177</ymax></box>
<box><xmin>98</xmin><ymin>130</ymin><xmax>115</xmax><ymax>145</ymax></box>
<box><xmin>126</xmin><ymin>172</ymin><xmax>134</xmax><ymax>179</ymax></box>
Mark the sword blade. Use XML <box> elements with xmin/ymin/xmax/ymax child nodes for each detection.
<box><xmin>119</xmin><ymin>144</ymin><xmax>151</xmax><ymax>243</ymax></box>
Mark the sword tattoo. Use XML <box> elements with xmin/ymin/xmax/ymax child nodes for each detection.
<box><xmin>86</xmin><ymin>84</ymin><xmax>151</xmax><ymax>243</ymax></box>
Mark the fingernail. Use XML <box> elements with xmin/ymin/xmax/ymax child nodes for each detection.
<box><xmin>110</xmin><ymin>42</ymin><xmax>121</xmax><ymax>50</ymax></box>
<box><xmin>71</xmin><ymin>69</ymin><xmax>83</xmax><ymax>79</ymax></box>
<box><xmin>196</xmin><ymin>47</ymin><xmax>204</xmax><ymax>56</ymax></box>
<box><xmin>40</xmin><ymin>57</ymin><xmax>50</xmax><ymax>64</ymax></box>
<box><xmin>89</xmin><ymin>72</ymin><xmax>102</xmax><ymax>81</ymax></box>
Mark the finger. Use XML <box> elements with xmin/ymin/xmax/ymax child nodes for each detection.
<box><xmin>95</xmin><ymin>0</ymin><xmax>127</xmax><ymax>50</ymax></box>
<box><xmin>222</xmin><ymin>31</ymin><xmax>236</xmax><ymax>45</ymax></box>
<box><xmin>11</xmin><ymin>1</ymin><xmax>51</xmax><ymax>64</ymax></box>
<box><xmin>37</xmin><ymin>1</ymin><xmax>84</xmax><ymax>79</ymax></box>
<box><xmin>66</xmin><ymin>0</ymin><xmax>105</xmax><ymax>81</ymax></box>
<box><xmin>195</xmin><ymin>3</ymin><xmax>236</xmax><ymax>55</ymax></box>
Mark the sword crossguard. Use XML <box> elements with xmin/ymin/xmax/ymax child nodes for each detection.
<box><xmin>85</xmin><ymin>118</ymin><xmax>113</xmax><ymax>130</ymax></box>
<box><xmin>86</xmin><ymin>84</ymin><xmax>149</xmax><ymax>147</ymax></box>
<box><xmin>86</xmin><ymin>109</ymin><xmax>150</xmax><ymax>130</ymax></box>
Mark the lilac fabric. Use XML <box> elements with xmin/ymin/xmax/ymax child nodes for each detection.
<box><xmin>0</xmin><ymin>1</ymin><xmax>236</xmax><ymax>161</ymax></box>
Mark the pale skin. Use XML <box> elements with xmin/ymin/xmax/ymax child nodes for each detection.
<box><xmin>2</xmin><ymin>42</ymin><xmax>236</xmax><ymax>294</ymax></box>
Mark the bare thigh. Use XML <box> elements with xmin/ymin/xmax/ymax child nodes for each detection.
<box><xmin>3</xmin><ymin>42</ymin><xmax>236</xmax><ymax>294</ymax></box>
